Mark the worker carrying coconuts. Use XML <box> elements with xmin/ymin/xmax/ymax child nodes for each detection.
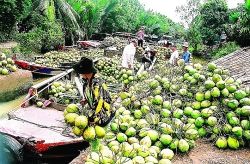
<box><xmin>73</xmin><ymin>57</ymin><xmax>116</xmax><ymax>126</ymax></box>
<box><xmin>181</xmin><ymin>42</ymin><xmax>190</xmax><ymax>63</ymax></box>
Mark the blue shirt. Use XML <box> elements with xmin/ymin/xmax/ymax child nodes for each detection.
<box><xmin>181</xmin><ymin>50</ymin><xmax>190</xmax><ymax>63</ymax></box>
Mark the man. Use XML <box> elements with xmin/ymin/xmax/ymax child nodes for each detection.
<box><xmin>73</xmin><ymin>57</ymin><xmax>115</xmax><ymax>126</ymax></box>
<box><xmin>181</xmin><ymin>42</ymin><xmax>191</xmax><ymax>63</ymax></box>
<box><xmin>121</xmin><ymin>39</ymin><xmax>137</xmax><ymax>69</ymax></box>
<box><xmin>169</xmin><ymin>44</ymin><xmax>179</xmax><ymax>66</ymax></box>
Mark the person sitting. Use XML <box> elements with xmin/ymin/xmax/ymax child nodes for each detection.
<box><xmin>181</xmin><ymin>42</ymin><xmax>191</xmax><ymax>63</ymax></box>
<box><xmin>73</xmin><ymin>57</ymin><xmax>115</xmax><ymax>126</ymax></box>
<box><xmin>169</xmin><ymin>44</ymin><xmax>179</xmax><ymax>66</ymax></box>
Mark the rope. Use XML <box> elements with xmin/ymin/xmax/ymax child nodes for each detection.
<box><xmin>7</xmin><ymin>69</ymin><xmax>71</xmax><ymax>115</ymax></box>
<box><xmin>10</xmin><ymin>115</ymin><xmax>77</xmax><ymax>138</ymax></box>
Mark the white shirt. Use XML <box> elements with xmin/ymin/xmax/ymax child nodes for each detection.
<box><xmin>121</xmin><ymin>43</ymin><xmax>136</xmax><ymax>68</ymax></box>
<box><xmin>169</xmin><ymin>50</ymin><xmax>179</xmax><ymax>65</ymax></box>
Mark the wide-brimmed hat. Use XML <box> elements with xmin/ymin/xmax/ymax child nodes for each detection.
<box><xmin>73</xmin><ymin>57</ymin><xmax>97</xmax><ymax>74</ymax></box>
<box><xmin>182</xmin><ymin>42</ymin><xmax>189</xmax><ymax>48</ymax></box>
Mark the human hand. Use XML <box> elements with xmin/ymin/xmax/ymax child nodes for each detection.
<box><xmin>80</xmin><ymin>99</ymin><xmax>87</xmax><ymax>106</ymax></box>
<box><xmin>128</xmin><ymin>63</ymin><xmax>131</xmax><ymax>68</ymax></box>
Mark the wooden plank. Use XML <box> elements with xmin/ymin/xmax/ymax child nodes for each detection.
<box><xmin>32</xmin><ymin>69</ymin><xmax>74</xmax><ymax>90</ymax></box>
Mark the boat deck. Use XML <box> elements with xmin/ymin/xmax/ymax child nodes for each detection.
<box><xmin>0</xmin><ymin>105</ymin><xmax>83</xmax><ymax>152</ymax></box>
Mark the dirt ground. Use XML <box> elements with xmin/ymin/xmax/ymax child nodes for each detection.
<box><xmin>0</xmin><ymin>42</ymin><xmax>18</xmax><ymax>49</ymax></box>
<box><xmin>70</xmin><ymin>139</ymin><xmax>250</xmax><ymax>164</ymax></box>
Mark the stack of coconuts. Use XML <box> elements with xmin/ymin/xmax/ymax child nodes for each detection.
<box><xmin>83</xmin><ymin>58</ymin><xmax>250</xmax><ymax>164</ymax></box>
<box><xmin>0</xmin><ymin>53</ymin><xmax>17</xmax><ymax>75</ymax></box>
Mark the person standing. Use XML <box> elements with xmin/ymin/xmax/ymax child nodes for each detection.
<box><xmin>169</xmin><ymin>44</ymin><xmax>179</xmax><ymax>66</ymax></box>
<box><xmin>72</xmin><ymin>57</ymin><xmax>115</xmax><ymax>126</ymax></box>
<box><xmin>137</xmin><ymin>28</ymin><xmax>144</xmax><ymax>47</ymax></box>
<box><xmin>121</xmin><ymin>39</ymin><xmax>137</xmax><ymax>69</ymax></box>
<box><xmin>181</xmin><ymin>42</ymin><xmax>191</xmax><ymax>63</ymax></box>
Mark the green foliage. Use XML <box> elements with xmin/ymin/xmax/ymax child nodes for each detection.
<box><xmin>16</xmin><ymin>12</ymin><xmax>64</xmax><ymax>54</ymax></box>
<box><xmin>229</xmin><ymin>3</ymin><xmax>250</xmax><ymax>47</ymax></box>
<box><xmin>0</xmin><ymin>0</ymin><xmax>31</xmax><ymax>41</ymax></box>
<box><xmin>199</xmin><ymin>0</ymin><xmax>230</xmax><ymax>46</ymax></box>
<box><xmin>209</xmin><ymin>42</ymin><xmax>240</xmax><ymax>60</ymax></box>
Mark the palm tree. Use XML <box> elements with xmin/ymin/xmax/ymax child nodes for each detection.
<box><xmin>32</xmin><ymin>0</ymin><xmax>82</xmax><ymax>43</ymax></box>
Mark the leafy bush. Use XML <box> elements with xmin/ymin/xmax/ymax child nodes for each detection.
<box><xmin>209</xmin><ymin>42</ymin><xmax>240</xmax><ymax>60</ymax></box>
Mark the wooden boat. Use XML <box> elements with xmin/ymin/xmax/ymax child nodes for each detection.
<box><xmin>0</xmin><ymin>69</ymin><xmax>89</xmax><ymax>163</ymax></box>
<box><xmin>12</xmin><ymin>54</ymin><xmax>62</xmax><ymax>76</ymax></box>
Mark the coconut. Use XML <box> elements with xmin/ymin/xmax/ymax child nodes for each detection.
<box><xmin>116</xmin><ymin>157</ymin><xmax>133</xmax><ymax>164</ymax></box>
<box><xmin>66</xmin><ymin>103</ymin><xmax>79</xmax><ymax>113</ymax></box>
<box><xmin>117</xmin><ymin>133</ymin><xmax>128</xmax><ymax>142</ymax></box>
<box><xmin>108</xmin><ymin>140</ymin><xmax>120</xmax><ymax>148</ymax></box>
<box><xmin>95</xmin><ymin>125</ymin><xmax>105</xmax><ymax>138</ymax></box>
<box><xmin>160</xmin><ymin>148</ymin><xmax>174</xmax><ymax>160</ymax></box>
<box><xmin>201</xmin><ymin>108</ymin><xmax>213</xmax><ymax>118</ymax></box>
<box><xmin>147</xmin><ymin>130</ymin><xmax>159</xmax><ymax>142</ymax></box>
<box><xmin>200</xmin><ymin>100</ymin><xmax>211</xmax><ymax>108</ymax></box>
<box><xmin>99</xmin><ymin>149</ymin><xmax>114</xmax><ymax>163</ymax></box>
<box><xmin>232</xmin><ymin>126</ymin><xmax>243</xmax><ymax>138</ymax></box>
<box><xmin>228</xmin><ymin>99</ymin><xmax>239</xmax><ymax>109</ymax></box>
<box><xmin>244</xmin><ymin>130</ymin><xmax>250</xmax><ymax>140</ymax></box>
<box><xmin>141</xmin><ymin>105</ymin><xmax>151</xmax><ymax>114</ymax></box>
<box><xmin>206</xmin><ymin>116</ymin><xmax>217</xmax><ymax>126</ymax></box>
<box><xmin>240</xmin><ymin>106</ymin><xmax>250</xmax><ymax>116</ymax></box>
<box><xmin>234</xmin><ymin>90</ymin><xmax>247</xmax><ymax>100</ymax></box>
<box><xmin>160</xmin><ymin>109</ymin><xmax>171</xmax><ymax>117</ymax></box>
<box><xmin>83</xmin><ymin>126</ymin><xmax>96</xmax><ymax>141</ymax></box>
<box><xmin>191</xmin><ymin>110</ymin><xmax>201</xmax><ymax>119</ymax></box>
<box><xmin>198</xmin><ymin>127</ymin><xmax>207</xmax><ymax>137</ymax></box>
<box><xmin>145</xmin><ymin>156</ymin><xmax>158</xmax><ymax>163</ymax></box>
<box><xmin>240</xmin><ymin>98</ymin><xmax>250</xmax><ymax>106</ymax></box>
<box><xmin>37</xmin><ymin>101</ymin><xmax>43</xmax><ymax>107</ymax></box>
<box><xmin>125</xmin><ymin>127</ymin><xmax>136</xmax><ymax>137</ymax></box>
<box><xmin>132</xmin><ymin>156</ymin><xmax>145</xmax><ymax>164</ymax></box>
<box><xmin>72</xmin><ymin>126</ymin><xmax>83</xmax><ymax>136</ymax></box>
<box><xmin>208</xmin><ymin>62</ymin><xmax>216</xmax><ymax>71</ymax></box>
<box><xmin>241</xmin><ymin>120</ymin><xmax>250</xmax><ymax>130</ymax></box>
<box><xmin>160</xmin><ymin>134</ymin><xmax>172</xmax><ymax>145</ymax></box>
<box><xmin>139</xmin><ymin>128</ymin><xmax>150</xmax><ymax>138</ymax></box>
<box><xmin>229</xmin><ymin>117</ymin><xmax>240</xmax><ymax>126</ymax></box>
<box><xmin>173</xmin><ymin>109</ymin><xmax>184</xmax><ymax>119</ymax></box>
<box><xmin>184</xmin><ymin>107</ymin><xmax>194</xmax><ymax>116</ymax></box>
<box><xmin>205</xmin><ymin>80</ymin><xmax>215</xmax><ymax>89</ymax></box>
<box><xmin>191</xmin><ymin>101</ymin><xmax>201</xmax><ymax>110</ymax></box>
<box><xmin>159</xmin><ymin>159</ymin><xmax>172</xmax><ymax>164</ymax></box>
<box><xmin>216</xmin><ymin>136</ymin><xmax>227</xmax><ymax>149</ymax></box>
<box><xmin>195</xmin><ymin>92</ymin><xmax>205</xmax><ymax>102</ymax></box>
<box><xmin>75</xmin><ymin>116</ymin><xmax>88</xmax><ymax>129</ymax></box>
<box><xmin>226</xmin><ymin>84</ymin><xmax>237</xmax><ymax>93</ymax></box>
<box><xmin>178</xmin><ymin>139</ymin><xmax>189</xmax><ymax>153</ymax></box>
<box><xmin>211</xmin><ymin>87</ymin><xmax>220</xmax><ymax>97</ymax></box>
<box><xmin>185</xmin><ymin>129</ymin><xmax>199</xmax><ymax>140</ymax></box>
<box><xmin>195</xmin><ymin>117</ymin><xmax>205</xmax><ymax>128</ymax></box>
<box><xmin>65</xmin><ymin>113</ymin><xmax>79</xmax><ymax>125</ymax></box>
<box><xmin>227</xmin><ymin>137</ymin><xmax>239</xmax><ymax>149</ymax></box>
<box><xmin>163</xmin><ymin>101</ymin><xmax>172</xmax><ymax>110</ymax></box>
<box><xmin>105</xmin><ymin>132</ymin><xmax>116</xmax><ymax>140</ymax></box>
<box><xmin>223</xmin><ymin>124</ymin><xmax>232</xmax><ymax>134</ymax></box>
<box><xmin>137</xmin><ymin>145</ymin><xmax>150</xmax><ymax>157</ymax></box>
<box><xmin>86</xmin><ymin>152</ymin><xmax>99</xmax><ymax>164</ymax></box>
<box><xmin>152</xmin><ymin>95</ymin><xmax>163</xmax><ymax>105</ymax></box>
<box><xmin>204</xmin><ymin>90</ymin><xmax>212</xmax><ymax>100</ymax></box>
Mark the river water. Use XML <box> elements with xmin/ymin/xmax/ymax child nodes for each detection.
<box><xmin>0</xmin><ymin>78</ymin><xmax>49</xmax><ymax>164</ymax></box>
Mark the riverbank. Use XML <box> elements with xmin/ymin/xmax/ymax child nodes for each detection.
<box><xmin>0</xmin><ymin>69</ymin><xmax>32</xmax><ymax>102</ymax></box>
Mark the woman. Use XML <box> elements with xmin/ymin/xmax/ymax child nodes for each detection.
<box><xmin>137</xmin><ymin>28</ymin><xmax>144</xmax><ymax>47</ymax></box>
<box><xmin>73</xmin><ymin>57</ymin><xmax>115</xmax><ymax>126</ymax></box>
